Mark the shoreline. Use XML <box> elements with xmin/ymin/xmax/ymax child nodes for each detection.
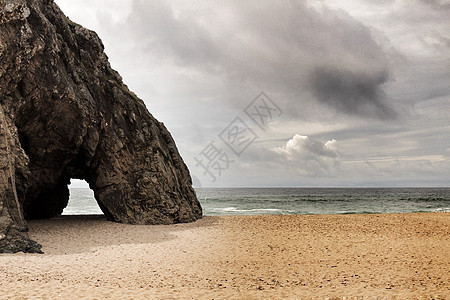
<box><xmin>1</xmin><ymin>213</ymin><xmax>449</xmax><ymax>299</ymax></box>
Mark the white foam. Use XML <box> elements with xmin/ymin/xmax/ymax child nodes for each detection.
<box><xmin>213</xmin><ymin>207</ymin><xmax>285</xmax><ymax>213</ymax></box>
<box><xmin>433</xmin><ymin>207</ymin><xmax>450</xmax><ymax>212</ymax></box>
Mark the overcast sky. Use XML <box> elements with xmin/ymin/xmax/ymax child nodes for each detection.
<box><xmin>57</xmin><ymin>0</ymin><xmax>450</xmax><ymax>188</ymax></box>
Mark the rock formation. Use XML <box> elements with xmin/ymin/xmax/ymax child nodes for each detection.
<box><xmin>0</xmin><ymin>0</ymin><xmax>202</xmax><ymax>253</ymax></box>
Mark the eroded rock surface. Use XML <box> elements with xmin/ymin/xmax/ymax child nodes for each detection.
<box><xmin>0</xmin><ymin>0</ymin><xmax>202</xmax><ymax>253</ymax></box>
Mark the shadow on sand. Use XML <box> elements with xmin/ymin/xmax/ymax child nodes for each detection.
<box><xmin>26</xmin><ymin>215</ymin><xmax>219</xmax><ymax>255</ymax></box>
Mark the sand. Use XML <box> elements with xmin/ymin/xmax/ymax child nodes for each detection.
<box><xmin>0</xmin><ymin>213</ymin><xmax>449</xmax><ymax>299</ymax></box>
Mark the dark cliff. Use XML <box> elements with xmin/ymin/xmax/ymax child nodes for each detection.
<box><xmin>0</xmin><ymin>0</ymin><xmax>202</xmax><ymax>253</ymax></box>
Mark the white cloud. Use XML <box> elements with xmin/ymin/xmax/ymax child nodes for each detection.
<box><xmin>273</xmin><ymin>134</ymin><xmax>339</xmax><ymax>176</ymax></box>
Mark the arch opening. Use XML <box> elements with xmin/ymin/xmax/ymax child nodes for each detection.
<box><xmin>63</xmin><ymin>179</ymin><xmax>103</xmax><ymax>215</ymax></box>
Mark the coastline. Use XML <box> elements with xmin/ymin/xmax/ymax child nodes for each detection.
<box><xmin>1</xmin><ymin>213</ymin><xmax>449</xmax><ymax>299</ymax></box>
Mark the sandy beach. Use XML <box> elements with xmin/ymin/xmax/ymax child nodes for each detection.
<box><xmin>1</xmin><ymin>213</ymin><xmax>449</xmax><ymax>299</ymax></box>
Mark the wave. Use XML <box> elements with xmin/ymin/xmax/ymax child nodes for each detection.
<box><xmin>430</xmin><ymin>207</ymin><xmax>450</xmax><ymax>212</ymax></box>
<box><xmin>210</xmin><ymin>207</ymin><xmax>295</xmax><ymax>214</ymax></box>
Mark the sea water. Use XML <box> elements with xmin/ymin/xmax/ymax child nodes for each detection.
<box><xmin>63</xmin><ymin>187</ymin><xmax>450</xmax><ymax>216</ymax></box>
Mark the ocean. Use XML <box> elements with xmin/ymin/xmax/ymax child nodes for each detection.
<box><xmin>63</xmin><ymin>187</ymin><xmax>450</xmax><ymax>216</ymax></box>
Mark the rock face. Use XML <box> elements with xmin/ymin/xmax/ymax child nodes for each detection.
<box><xmin>0</xmin><ymin>0</ymin><xmax>202</xmax><ymax>253</ymax></box>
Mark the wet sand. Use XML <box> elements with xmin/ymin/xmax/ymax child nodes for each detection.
<box><xmin>0</xmin><ymin>213</ymin><xmax>449</xmax><ymax>299</ymax></box>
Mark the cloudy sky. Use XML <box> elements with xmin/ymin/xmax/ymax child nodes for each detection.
<box><xmin>57</xmin><ymin>0</ymin><xmax>450</xmax><ymax>187</ymax></box>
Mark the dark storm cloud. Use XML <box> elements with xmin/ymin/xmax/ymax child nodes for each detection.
<box><xmin>308</xmin><ymin>67</ymin><xmax>396</xmax><ymax>119</ymax></box>
<box><xmin>99</xmin><ymin>0</ymin><xmax>394</xmax><ymax>119</ymax></box>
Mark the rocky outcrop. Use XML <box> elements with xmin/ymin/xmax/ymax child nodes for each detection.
<box><xmin>0</xmin><ymin>0</ymin><xmax>202</xmax><ymax>253</ymax></box>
